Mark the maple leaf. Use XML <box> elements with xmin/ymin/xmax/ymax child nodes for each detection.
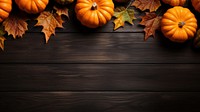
<box><xmin>140</xmin><ymin>12</ymin><xmax>162</xmax><ymax>41</ymax></box>
<box><xmin>0</xmin><ymin>25</ymin><xmax>6</xmax><ymax>50</ymax></box>
<box><xmin>132</xmin><ymin>0</ymin><xmax>161</xmax><ymax>12</ymax></box>
<box><xmin>113</xmin><ymin>7</ymin><xmax>136</xmax><ymax>30</ymax></box>
<box><xmin>54</xmin><ymin>6</ymin><xmax>69</xmax><ymax>18</ymax></box>
<box><xmin>35</xmin><ymin>11</ymin><xmax>64</xmax><ymax>43</ymax></box>
<box><xmin>194</xmin><ymin>29</ymin><xmax>200</xmax><ymax>48</ymax></box>
<box><xmin>3</xmin><ymin>14</ymin><xmax>28</xmax><ymax>39</ymax></box>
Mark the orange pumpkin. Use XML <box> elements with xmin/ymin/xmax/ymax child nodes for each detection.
<box><xmin>161</xmin><ymin>6</ymin><xmax>197</xmax><ymax>43</ymax></box>
<box><xmin>15</xmin><ymin>0</ymin><xmax>49</xmax><ymax>14</ymax></box>
<box><xmin>162</xmin><ymin>0</ymin><xmax>186</xmax><ymax>6</ymax></box>
<box><xmin>192</xmin><ymin>0</ymin><xmax>200</xmax><ymax>12</ymax></box>
<box><xmin>0</xmin><ymin>0</ymin><xmax>12</xmax><ymax>22</ymax></box>
<box><xmin>75</xmin><ymin>0</ymin><xmax>114</xmax><ymax>28</ymax></box>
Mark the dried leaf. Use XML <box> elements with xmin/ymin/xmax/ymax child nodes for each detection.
<box><xmin>0</xmin><ymin>36</ymin><xmax>6</xmax><ymax>51</ymax></box>
<box><xmin>54</xmin><ymin>6</ymin><xmax>69</xmax><ymax>18</ymax></box>
<box><xmin>140</xmin><ymin>12</ymin><xmax>162</xmax><ymax>40</ymax></box>
<box><xmin>113</xmin><ymin>7</ymin><xmax>136</xmax><ymax>30</ymax></box>
<box><xmin>132</xmin><ymin>0</ymin><xmax>161</xmax><ymax>12</ymax></box>
<box><xmin>3</xmin><ymin>14</ymin><xmax>28</xmax><ymax>39</ymax></box>
<box><xmin>194</xmin><ymin>29</ymin><xmax>200</xmax><ymax>48</ymax></box>
<box><xmin>35</xmin><ymin>11</ymin><xmax>64</xmax><ymax>43</ymax></box>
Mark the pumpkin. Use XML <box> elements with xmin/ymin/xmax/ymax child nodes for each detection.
<box><xmin>161</xmin><ymin>6</ymin><xmax>197</xmax><ymax>43</ymax></box>
<box><xmin>162</xmin><ymin>0</ymin><xmax>186</xmax><ymax>6</ymax></box>
<box><xmin>0</xmin><ymin>0</ymin><xmax>12</xmax><ymax>22</ymax></box>
<box><xmin>55</xmin><ymin>0</ymin><xmax>74</xmax><ymax>5</ymax></box>
<box><xmin>191</xmin><ymin>0</ymin><xmax>200</xmax><ymax>12</ymax></box>
<box><xmin>15</xmin><ymin>0</ymin><xmax>49</xmax><ymax>14</ymax></box>
<box><xmin>75</xmin><ymin>0</ymin><xmax>114</xmax><ymax>28</ymax></box>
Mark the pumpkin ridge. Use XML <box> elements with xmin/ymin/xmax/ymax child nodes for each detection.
<box><xmin>34</xmin><ymin>0</ymin><xmax>45</xmax><ymax>12</ymax></box>
<box><xmin>0</xmin><ymin>3</ymin><xmax>11</xmax><ymax>12</ymax></box>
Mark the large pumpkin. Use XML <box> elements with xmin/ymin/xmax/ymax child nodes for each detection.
<box><xmin>162</xmin><ymin>0</ymin><xmax>186</xmax><ymax>6</ymax></box>
<box><xmin>0</xmin><ymin>0</ymin><xmax>12</xmax><ymax>22</ymax></box>
<box><xmin>75</xmin><ymin>0</ymin><xmax>114</xmax><ymax>28</ymax></box>
<box><xmin>191</xmin><ymin>0</ymin><xmax>200</xmax><ymax>12</ymax></box>
<box><xmin>161</xmin><ymin>6</ymin><xmax>197</xmax><ymax>43</ymax></box>
<box><xmin>15</xmin><ymin>0</ymin><xmax>49</xmax><ymax>14</ymax></box>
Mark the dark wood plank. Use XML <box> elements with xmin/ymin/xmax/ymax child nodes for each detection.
<box><xmin>0</xmin><ymin>92</ymin><xmax>199</xmax><ymax>112</ymax></box>
<box><xmin>0</xmin><ymin>33</ymin><xmax>200</xmax><ymax>63</ymax></box>
<box><xmin>0</xmin><ymin>64</ymin><xmax>200</xmax><ymax>91</ymax></box>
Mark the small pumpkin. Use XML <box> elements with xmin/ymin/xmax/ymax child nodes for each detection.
<box><xmin>0</xmin><ymin>0</ymin><xmax>12</xmax><ymax>22</ymax></box>
<box><xmin>161</xmin><ymin>6</ymin><xmax>197</xmax><ymax>43</ymax></box>
<box><xmin>15</xmin><ymin>0</ymin><xmax>49</xmax><ymax>14</ymax></box>
<box><xmin>162</xmin><ymin>0</ymin><xmax>186</xmax><ymax>6</ymax></box>
<box><xmin>55</xmin><ymin>0</ymin><xmax>74</xmax><ymax>5</ymax></box>
<box><xmin>75</xmin><ymin>0</ymin><xmax>114</xmax><ymax>28</ymax></box>
<box><xmin>191</xmin><ymin>0</ymin><xmax>200</xmax><ymax>12</ymax></box>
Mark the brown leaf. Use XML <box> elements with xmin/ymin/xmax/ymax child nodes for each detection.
<box><xmin>0</xmin><ymin>36</ymin><xmax>6</xmax><ymax>51</ymax></box>
<box><xmin>140</xmin><ymin>12</ymin><xmax>162</xmax><ymax>41</ymax></box>
<box><xmin>113</xmin><ymin>7</ymin><xmax>136</xmax><ymax>30</ymax></box>
<box><xmin>54</xmin><ymin>6</ymin><xmax>69</xmax><ymax>18</ymax></box>
<box><xmin>35</xmin><ymin>11</ymin><xmax>64</xmax><ymax>43</ymax></box>
<box><xmin>132</xmin><ymin>0</ymin><xmax>161</xmax><ymax>12</ymax></box>
<box><xmin>3</xmin><ymin>14</ymin><xmax>28</xmax><ymax>39</ymax></box>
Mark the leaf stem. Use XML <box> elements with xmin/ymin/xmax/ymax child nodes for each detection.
<box><xmin>125</xmin><ymin>0</ymin><xmax>134</xmax><ymax>9</ymax></box>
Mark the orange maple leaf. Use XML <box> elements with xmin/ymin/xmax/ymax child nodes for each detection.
<box><xmin>132</xmin><ymin>0</ymin><xmax>161</xmax><ymax>12</ymax></box>
<box><xmin>35</xmin><ymin>11</ymin><xmax>64</xmax><ymax>43</ymax></box>
<box><xmin>3</xmin><ymin>14</ymin><xmax>28</xmax><ymax>39</ymax></box>
<box><xmin>140</xmin><ymin>12</ymin><xmax>162</xmax><ymax>41</ymax></box>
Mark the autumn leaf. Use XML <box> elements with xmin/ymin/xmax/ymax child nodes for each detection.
<box><xmin>3</xmin><ymin>14</ymin><xmax>28</xmax><ymax>39</ymax></box>
<box><xmin>0</xmin><ymin>25</ymin><xmax>6</xmax><ymax>50</ymax></box>
<box><xmin>113</xmin><ymin>7</ymin><xmax>136</xmax><ymax>30</ymax></box>
<box><xmin>194</xmin><ymin>29</ymin><xmax>200</xmax><ymax>48</ymax></box>
<box><xmin>132</xmin><ymin>0</ymin><xmax>161</xmax><ymax>12</ymax></box>
<box><xmin>35</xmin><ymin>11</ymin><xmax>64</xmax><ymax>43</ymax></box>
<box><xmin>54</xmin><ymin>6</ymin><xmax>69</xmax><ymax>18</ymax></box>
<box><xmin>140</xmin><ymin>12</ymin><xmax>162</xmax><ymax>41</ymax></box>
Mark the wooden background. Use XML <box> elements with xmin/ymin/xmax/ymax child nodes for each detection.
<box><xmin>0</xmin><ymin>1</ymin><xmax>200</xmax><ymax>112</ymax></box>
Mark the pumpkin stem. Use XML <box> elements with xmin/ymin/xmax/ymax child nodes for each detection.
<box><xmin>178</xmin><ymin>21</ymin><xmax>185</xmax><ymax>28</ymax></box>
<box><xmin>91</xmin><ymin>2</ymin><xmax>98</xmax><ymax>10</ymax></box>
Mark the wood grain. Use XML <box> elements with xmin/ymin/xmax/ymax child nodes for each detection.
<box><xmin>0</xmin><ymin>64</ymin><xmax>200</xmax><ymax>91</ymax></box>
<box><xmin>0</xmin><ymin>92</ymin><xmax>200</xmax><ymax>112</ymax></box>
<box><xmin>1</xmin><ymin>33</ymin><xmax>200</xmax><ymax>63</ymax></box>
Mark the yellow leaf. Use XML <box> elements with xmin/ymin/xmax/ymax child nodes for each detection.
<box><xmin>113</xmin><ymin>7</ymin><xmax>136</xmax><ymax>30</ymax></box>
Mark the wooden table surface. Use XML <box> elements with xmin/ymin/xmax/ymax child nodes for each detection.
<box><xmin>0</xmin><ymin>1</ymin><xmax>200</xmax><ymax>112</ymax></box>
